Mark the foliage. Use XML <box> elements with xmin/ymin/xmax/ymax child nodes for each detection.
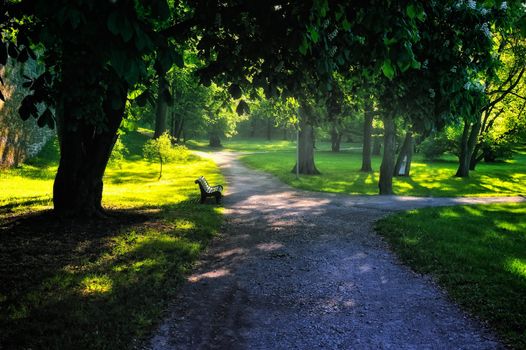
<box><xmin>108</xmin><ymin>136</ymin><xmax>129</xmax><ymax>168</ymax></box>
<box><xmin>143</xmin><ymin>132</ymin><xmax>189</xmax><ymax>179</ymax></box>
<box><xmin>0</xmin><ymin>130</ymin><xmax>223</xmax><ymax>349</ymax></box>
<box><xmin>375</xmin><ymin>203</ymin><xmax>526</xmax><ymax>349</ymax></box>
<box><xmin>418</xmin><ymin>128</ymin><xmax>460</xmax><ymax>160</ymax></box>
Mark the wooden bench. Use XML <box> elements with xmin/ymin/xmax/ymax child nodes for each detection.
<box><xmin>195</xmin><ymin>176</ymin><xmax>223</xmax><ymax>204</ymax></box>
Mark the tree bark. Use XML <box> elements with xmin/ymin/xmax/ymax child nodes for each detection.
<box><xmin>153</xmin><ymin>77</ymin><xmax>168</xmax><ymax>139</ymax></box>
<box><xmin>394</xmin><ymin>131</ymin><xmax>413</xmax><ymax>177</ymax></box>
<box><xmin>361</xmin><ymin>99</ymin><xmax>374</xmax><ymax>172</ymax></box>
<box><xmin>456</xmin><ymin>119</ymin><xmax>480</xmax><ymax>177</ymax></box>
<box><xmin>291</xmin><ymin>104</ymin><xmax>320</xmax><ymax>175</ymax></box>
<box><xmin>53</xmin><ymin>83</ymin><xmax>127</xmax><ymax>218</ymax></box>
<box><xmin>209</xmin><ymin>132</ymin><xmax>222</xmax><ymax>147</ymax></box>
<box><xmin>378</xmin><ymin>113</ymin><xmax>396</xmax><ymax>195</ymax></box>
<box><xmin>372</xmin><ymin>135</ymin><xmax>381</xmax><ymax>155</ymax></box>
<box><xmin>330</xmin><ymin>122</ymin><xmax>342</xmax><ymax>152</ymax></box>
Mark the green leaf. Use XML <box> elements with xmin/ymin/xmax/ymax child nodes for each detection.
<box><xmin>406</xmin><ymin>4</ymin><xmax>417</xmax><ymax>19</ymax></box>
<box><xmin>17</xmin><ymin>48</ymin><xmax>29</xmax><ymax>63</ymax></box>
<box><xmin>37</xmin><ymin>109</ymin><xmax>53</xmax><ymax>128</ymax></box>
<box><xmin>228</xmin><ymin>84</ymin><xmax>242</xmax><ymax>99</ymax></box>
<box><xmin>383</xmin><ymin>36</ymin><xmax>397</xmax><ymax>46</ymax></box>
<box><xmin>299</xmin><ymin>36</ymin><xmax>308</xmax><ymax>55</ymax></box>
<box><xmin>308</xmin><ymin>26</ymin><xmax>319</xmax><ymax>43</ymax></box>
<box><xmin>236</xmin><ymin>100</ymin><xmax>250</xmax><ymax>115</ymax></box>
<box><xmin>173</xmin><ymin>51</ymin><xmax>184</xmax><ymax>68</ymax></box>
<box><xmin>382</xmin><ymin>59</ymin><xmax>395</xmax><ymax>79</ymax></box>
<box><xmin>8</xmin><ymin>43</ymin><xmax>18</xmax><ymax>59</ymax></box>
<box><xmin>518</xmin><ymin>15</ymin><xmax>526</xmax><ymax>37</ymax></box>
<box><xmin>342</xmin><ymin>19</ymin><xmax>351</xmax><ymax>31</ymax></box>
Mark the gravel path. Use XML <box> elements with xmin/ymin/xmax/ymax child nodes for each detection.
<box><xmin>144</xmin><ymin>151</ymin><xmax>524</xmax><ymax>350</ymax></box>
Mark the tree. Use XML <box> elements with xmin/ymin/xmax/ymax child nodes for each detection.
<box><xmin>143</xmin><ymin>132</ymin><xmax>188</xmax><ymax>179</ymax></box>
<box><xmin>1</xmin><ymin>1</ymin><xmax>184</xmax><ymax>217</ymax></box>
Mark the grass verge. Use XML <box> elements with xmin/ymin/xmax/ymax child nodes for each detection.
<box><xmin>237</xmin><ymin>145</ymin><xmax>526</xmax><ymax>197</ymax></box>
<box><xmin>375</xmin><ymin>203</ymin><xmax>526</xmax><ymax>349</ymax></box>
<box><xmin>0</xmin><ymin>131</ymin><xmax>224</xmax><ymax>349</ymax></box>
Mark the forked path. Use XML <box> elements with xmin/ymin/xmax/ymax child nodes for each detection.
<box><xmin>145</xmin><ymin>152</ymin><xmax>524</xmax><ymax>349</ymax></box>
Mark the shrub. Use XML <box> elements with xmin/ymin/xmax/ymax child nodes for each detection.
<box><xmin>143</xmin><ymin>133</ymin><xmax>189</xmax><ymax>179</ymax></box>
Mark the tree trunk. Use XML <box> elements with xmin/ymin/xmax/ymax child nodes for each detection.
<box><xmin>372</xmin><ymin>135</ymin><xmax>381</xmax><ymax>155</ymax></box>
<box><xmin>378</xmin><ymin>113</ymin><xmax>396</xmax><ymax>195</ymax></box>
<box><xmin>53</xmin><ymin>83</ymin><xmax>127</xmax><ymax>218</ymax></box>
<box><xmin>394</xmin><ymin>131</ymin><xmax>413</xmax><ymax>177</ymax></box>
<box><xmin>331</xmin><ymin>122</ymin><xmax>342</xmax><ymax>152</ymax></box>
<box><xmin>209</xmin><ymin>132</ymin><xmax>222</xmax><ymax>147</ymax></box>
<box><xmin>456</xmin><ymin>119</ymin><xmax>480</xmax><ymax>177</ymax></box>
<box><xmin>266</xmin><ymin>118</ymin><xmax>272</xmax><ymax>140</ymax></box>
<box><xmin>153</xmin><ymin>77</ymin><xmax>168</xmax><ymax>139</ymax></box>
<box><xmin>291</xmin><ymin>105</ymin><xmax>320</xmax><ymax>175</ymax></box>
<box><xmin>361</xmin><ymin>100</ymin><xmax>374</xmax><ymax>172</ymax></box>
<box><xmin>283</xmin><ymin>128</ymin><xmax>287</xmax><ymax>140</ymax></box>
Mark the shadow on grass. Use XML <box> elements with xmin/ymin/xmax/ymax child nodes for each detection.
<box><xmin>0</xmin><ymin>200</ymin><xmax>222</xmax><ymax>349</ymax></box>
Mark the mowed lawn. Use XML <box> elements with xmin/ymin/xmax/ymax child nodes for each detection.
<box><xmin>228</xmin><ymin>140</ymin><xmax>526</xmax><ymax>197</ymax></box>
<box><xmin>0</xmin><ymin>131</ymin><xmax>224</xmax><ymax>349</ymax></box>
<box><xmin>376</xmin><ymin>203</ymin><xmax>526</xmax><ymax>349</ymax></box>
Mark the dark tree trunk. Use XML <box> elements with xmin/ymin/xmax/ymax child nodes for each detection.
<box><xmin>153</xmin><ymin>77</ymin><xmax>168</xmax><ymax>139</ymax></box>
<box><xmin>331</xmin><ymin>123</ymin><xmax>342</xmax><ymax>152</ymax></box>
<box><xmin>469</xmin><ymin>143</ymin><xmax>481</xmax><ymax>170</ymax></box>
<box><xmin>372</xmin><ymin>135</ymin><xmax>382</xmax><ymax>155</ymax></box>
<box><xmin>361</xmin><ymin>100</ymin><xmax>374</xmax><ymax>172</ymax></box>
<box><xmin>378</xmin><ymin>113</ymin><xmax>396</xmax><ymax>195</ymax></box>
<box><xmin>173</xmin><ymin>113</ymin><xmax>184</xmax><ymax>143</ymax></box>
<box><xmin>394</xmin><ymin>131</ymin><xmax>413</xmax><ymax>177</ymax></box>
<box><xmin>291</xmin><ymin>105</ymin><xmax>320</xmax><ymax>175</ymax></box>
<box><xmin>266</xmin><ymin>118</ymin><xmax>272</xmax><ymax>140</ymax></box>
<box><xmin>209</xmin><ymin>133</ymin><xmax>222</xmax><ymax>147</ymax></box>
<box><xmin>456</xmin><ymin>119</ymin><xmax>480</xmax><ymax>177</ymax></box>
<box><xmin>283</xmin><ymin>128</ymin><xmax>288</xmax><ymax>140</ymax></box>
<box><xmin>53</xmin><ymin>82</ymin><xmax>127</xmax><ymax>218</ymax></box>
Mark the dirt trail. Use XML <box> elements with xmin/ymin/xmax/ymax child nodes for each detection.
<box><xmin>144</xmin><ymin>151</ymin><xmax>523</xmax><ymax>349</ymax></box>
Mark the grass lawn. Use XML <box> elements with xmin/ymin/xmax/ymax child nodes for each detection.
<box><xmin>375</xmin><ymin>203</ymin><xmax>526</xmax><ymax>349</ymax></box>
<box><xmin>225</xmin><ymin>139</ymin><xmax>526</xmax><ymax>197</ymax></box>
<box><xmin>0</xmin><ymin>131</ymin><xmax>223</xmax><ymax>349</ymax></box>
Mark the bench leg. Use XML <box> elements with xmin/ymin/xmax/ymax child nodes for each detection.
<box><xmin>200</xmin><ymin>195</ymin><xmax>206</xmax><ymax>204</ymax></box>
<box><xmin>215</xmin><ymin>193</ymin><xmax>222</xmax><ymax>204</ymax></box>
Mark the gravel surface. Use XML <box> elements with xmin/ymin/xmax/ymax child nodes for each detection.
<box><xmin>144</xmin><ymin>152</ymin><xmax>524</xmax><ymax>350</ymax></box>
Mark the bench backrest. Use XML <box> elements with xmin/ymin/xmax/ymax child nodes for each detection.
<box><xmin>196</xmin><ymin>176</ymin><xmax>212</xmax><ymax>192</ymax></box>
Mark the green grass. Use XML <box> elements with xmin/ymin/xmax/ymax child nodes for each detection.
<box><xmin>232</xmin><ymin>142</ymin><xmax>526</xmax><ymax>197</ymax></box>
<box><xmin>0</xmin><ymin>130</ymin><xmax>224</xmax><ymax>349</ymax></box>
<box><xmin>375</xmin><ymin>203</ymin><xmax>526</xmax><ymax>349</ymax></box>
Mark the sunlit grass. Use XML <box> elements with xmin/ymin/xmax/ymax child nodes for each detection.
<box><xmin>0</xmin><ymin>130</ymin><xmax>224</xmax><ymax>349</ymax></box>
<box><xmin>236</xmin><ymin>145</ymin><xmax>526</xmax><ymax>197</ymax></box>
<box><xmin>376</xmin><ymin>203</ymin><xmax>526</xmax><ymax>349</ymax></box>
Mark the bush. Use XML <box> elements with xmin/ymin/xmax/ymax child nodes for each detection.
<box><xmin>419</xmin><ymin>133</ymin><xmax>452</xmax><ymax>160</ymax></box>
<box><xmin>143</xmin><ymin>133</ymin><xmax>190</xmax><ymax>179</ymax></box>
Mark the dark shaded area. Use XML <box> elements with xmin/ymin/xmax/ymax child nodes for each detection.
<box><xmin>0</xmin><ymin>210</ymin><xmax>151</xmax><ymax>347</ymax></box>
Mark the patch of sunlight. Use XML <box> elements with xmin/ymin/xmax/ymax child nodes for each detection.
<box><xmin>395</xmin><ymin>181</ymin><xmax>414</xmax><ymax>191</ymax></box>
<box><xmin>464</xmin><ymin>206</ymin><xmax>484</xmax><ymax>217</ymax></box>
<box><xmin>174</xmin><ymin>219</ymin><xmax>196</xmax><ymax>230</ymax></box>
<box><xmin>80</xmin><ymin>275</ymin><xmax>113</xmax><ymax>295</ymax></box>
<box><xmin>506</xmin><ymin>258</ymin><xmax>526</xmax><ymax>279</ymax></box>
<box><xmin>494</xmin><ymin>220</ymin><xmax>521</xmax><ymax>233</ymax></box>
<box><xmin>131</xmin><ymin>258</ymin><xmax>158</xmax><ymax>272</ymax></box>
<box><xmin>188</xmin><ymin>268</ymin><xmax>230</xmax><ymax>282</ymax></box>
<box><xmin>438</xmin><ymin>209</ymin><xmax>461</xmax><ymax>218</ymax></box>
<box><xmin>401</xmin><ymin>235</ymin><xmax>420</xmax><ymax>246</ymax></box>
<box><xmin>256</xmin><ymin>242</ymin><xmax>284</xmax><ymax>251</ymax></box>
